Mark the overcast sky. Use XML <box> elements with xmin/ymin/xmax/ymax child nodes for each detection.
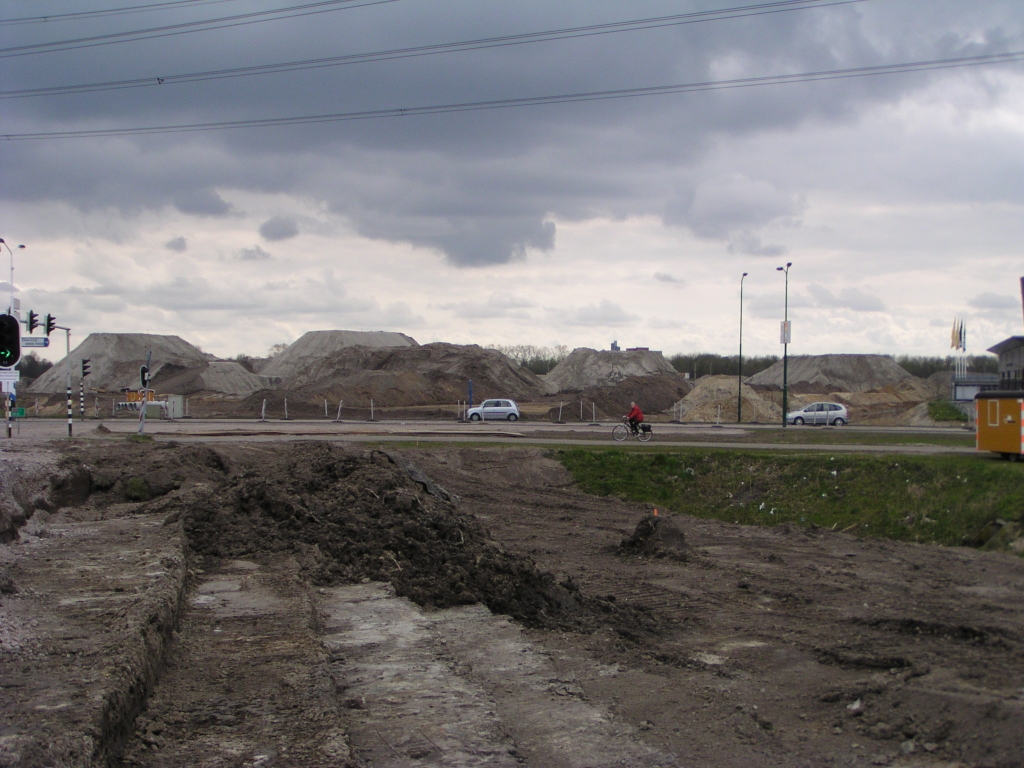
<box><xmin>2</xmin><ymin>0</ymin><xmax>1023</xmax><ymax>363</ymax></box>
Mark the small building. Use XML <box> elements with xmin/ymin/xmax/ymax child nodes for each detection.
<box><xmin>975</xmin><ymin>390</ymin><xmax>1023</xmax><ymax>459</ymax></box>
<box><xmin>988</xmin><ymin>336</ymin><xmax>1024</xmax><ymax>391</ymax></box>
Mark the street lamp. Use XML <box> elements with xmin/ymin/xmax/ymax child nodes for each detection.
<box><xmin>776</xmin><ymin>262</ymin><xmax>792</xmax><ymax>428</ymax></box>
<box><xmin>738</xmin><ymin>272</ymin><xmax>748</xmax><ymax>423</ymax></box>
<box><xmin>0</xmin><ymin>239</ymin><xmax>26</xmax><ymax>316</ymax></box>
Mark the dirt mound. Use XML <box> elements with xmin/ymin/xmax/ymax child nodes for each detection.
<box><xmin>180</xmin><ymin>444</ymin><xmax>621</xmax><ymax>630</ymax></box>
<box><xmin>258</xmin><ymin>342</ymin><xmax>551</xmax><ymax>408</ymax></box>
<box><xmin>542</xmin><ymin>374</ymin><xmax>694</xmax><ymax>421</ymax></box>
<box><xmin>27</xmin><ymin>333</ymin><xmax>208</xmax><ymax>394</ymax></box>
<box><xmin>545</xmin><ymin>348</ymin><xmax>677</xmax><ymax>392</ymax></box>
<box><xmin>673</xmin><ymin>375</ymin><xmax>782</xmax><ymax>423</ymax></box>
<box><xmin>260</xmin><ymin>330</ymin><xmax>418</xmax><ymax>381</ymax></box>
<box><xmin>146</xmin><ymin>360</ymin><xmax>272</xmax><ymax>396</ymax></box>
<box><xmin>747</xmin><ymin>354</ymin><xmax>912</xmax><ymax>393</ymax></box>
<box><xmin>618</xmin><ymin>514</ymin><xmax>688</xmax><ymax>559</ymax></box>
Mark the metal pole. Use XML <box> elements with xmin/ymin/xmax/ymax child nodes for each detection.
<box><xmin>777</xmin><ymin>262</ymin><xmax>792</xmax><ymax>428</ymax></box>
<box><xmin>324</xmin><ymin>398</ymin><xmax>328</xmax><ymax>418</ymax></box>
<box><xmin>335</xmin><ymin>400</ymin><xmax>343</xmax><ymax>422</ymax></box>
<box><xmin>260</xmin><ymin>398</ymin><xmax>266</xmax><ymax>422</ymax></box>
<box><xmin>6</xmin><ymin>390</ymin><xmax>10</xmax><ymax>439</ymax></box>
<box><xmin>738</xmin><ymin>272</ymin><xmax>747</xmax><ymax>424</ymax></box>
<box><xmin>66</xmin><ymin>375</ymin><xmax>72</xmax><ymax>437</ymax></box>
<box><xmin>79</xmin><ymin>381</ymin><xmax>84</xmax><ymax>421</ymax></box>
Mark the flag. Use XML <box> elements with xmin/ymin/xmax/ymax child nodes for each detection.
<box><xmin>950</xmin><ymin>318</ymin><xmax>958</xmax><ymax>349</ymax></box>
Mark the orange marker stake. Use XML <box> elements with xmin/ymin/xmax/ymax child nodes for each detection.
<box><xmin>653</xmin><ymin>509</ymin><xmax>659</xmax><ymax>517</ymax></box>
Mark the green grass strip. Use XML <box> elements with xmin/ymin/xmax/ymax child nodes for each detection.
<box><xmin>557</xmin><ymin>447</ymin><xmax>1024</xmax><ymax>549</ymax></box>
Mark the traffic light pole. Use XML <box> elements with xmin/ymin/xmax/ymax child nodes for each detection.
<box><xmin>66</xmin><ymin>374</ymin><xmax>72</xmax><ymax>438</ymax></box>
<box><xmin>79</xmin><ymin>381</ymin><xmax>85</xmax><ymax>421</ymax></box>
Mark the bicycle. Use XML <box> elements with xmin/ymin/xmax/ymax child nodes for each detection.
<box><xmin>612</xmin><ymin>416</ymin><xmax>653</xmax><ymax>442</ymax></box>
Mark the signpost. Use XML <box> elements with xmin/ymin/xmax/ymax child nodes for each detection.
<box><xmin>11</xmin><ymin>408</ymin><xmax>24</xmax><ymax>418</ymax></box>
<box><xmin>22</xmin><ymin>337</ymin><xmax>48</xmax><ymax>348</ymax></box>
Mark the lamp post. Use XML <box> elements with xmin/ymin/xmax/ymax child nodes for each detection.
<box><xmin>0</xmin><ymin>239</ymin><xmax>26</xmax><ymax>316</ymax></box>
<box><xmin>776</xmin><ymin>262</ymin><xmax>792</xmax><ymax>428</ymax></box>
<box><xmin>738</xmin><ymin>272</ymin><xmax>748</xmax><ymax>423</ymax></box>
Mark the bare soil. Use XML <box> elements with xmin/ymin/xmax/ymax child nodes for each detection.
<box><xmin>1</xmin><ymin>440</ymin><xmax>1021</xmax><ymax>768</ymax></box>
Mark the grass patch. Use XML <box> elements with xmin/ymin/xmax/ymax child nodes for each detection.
<box><xmin>928</xmin><ymin>400</ymin><xmax>968</xmax><ymax>422</ymax></box>
<box><xmin>557</xmin><ymin>448</ymin><xmax>1024</xmax><ymax>549</ymax></box>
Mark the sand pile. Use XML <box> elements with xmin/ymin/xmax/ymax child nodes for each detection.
<box><xmin>545</xmin><ymin>348</ymin><xmax>678</xmax><ymax>392</ymax></box>
<box><xmin>260</xmin><ymin>330</ymin><xmax>418</xmax><ymax>382</ymax></box>
<box><xmin>747</xmin><ymin>354</ymin><xmax>912</xmax><ymax>393</ymax></box>
<box><xmin>541</xmin><ymin>374</ymin><xmax>693</xmax><ymax>422</ymax></box>
<box><xmin>268</xmin><ymin>342</ymin><xmax>551</xmax><ymax>408</ymax></box>
<box><xmin>672</xmin><ymin>375</ymin><xmax>782</xmax><ymax>423</ymax></box>
<box><xmin>151</xmin><ymin>360</ymin><xmax>271</xmax><ymax>396</ymax></box>
<box><xmin>27</xmin><ymin>334</ymin><xmax>209</xmax><ymax>395</ymax></box>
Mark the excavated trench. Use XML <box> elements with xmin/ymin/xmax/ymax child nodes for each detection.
<box><xmin>0</xmin><ymin>441</ymin><xmax>675</xmax><ymax>768</ymax></box>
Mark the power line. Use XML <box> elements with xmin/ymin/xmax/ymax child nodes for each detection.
<box><xmin>0</xmin><ymin>0</ymin><xmax>400</xmax><ymax>58</ymax></box>
<box><xmin>0</xmin><ymin>0</ymin><xmax>245</xmax><ymax>26</ymax></box>
<box><xmin>6</xmin><ymin>50</ymin><xmax>1022</xmax><ymax>141</ymax></box>
<box><xmin>1</xmin><ymin>0</ymin><xmax>868</xmax><ymax>99</ymax></box>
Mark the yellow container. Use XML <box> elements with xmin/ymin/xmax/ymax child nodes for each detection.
<box><xmin>975</xmin><ymin>392</ymin><xmax>1024</xmax><ymax>458</ymax></box>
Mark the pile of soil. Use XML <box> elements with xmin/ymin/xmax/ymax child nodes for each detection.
<box><xmin>27</xmin><ymin>333</ymin><xmax>209</xmax><ymax>395</ymax></box>
<box><xmin>259</xmin><ymin>329</ymin><xmax>419</xmax><ymax>381</ymax></box>
<box><xmin>541</xmin><ymin>373</ymin><xmax>694</xmax><ymax>421</ymax></box>
<box><xmin>180</xmin><ymin>443</ymin><xmax>627</xmax><ymax>631</ymax></box>
<box><xmin>618</xmin><ymin>513</ymin><xmax>688</xmax><ymax>559</ymax></box>
<box><xmin>247</xmin><ymin>342</ymin><xmax>551</xmax><ymax>411</ymax></box>
<box><xmin>545</xmin><ymin>348</ymin><xmax>678</xmax><ymax>392</ymax></box>
<box><xmin>672</xmin><ymin>375</ymin><xmax>782</xmax><ymax>423</ymax></box>
<box><xmin>747</xmin><ymin>354</ymin><xmax>912</xmax><ymax>393</ymax></box>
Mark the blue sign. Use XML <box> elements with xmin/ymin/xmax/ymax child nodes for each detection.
<box><xmin>22</xmin><ymin>337</ymin><xmax>49</xmax><ymax>348</ymax></box>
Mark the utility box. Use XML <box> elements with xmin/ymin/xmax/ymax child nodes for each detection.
<box><xmin>165</xmin><ymin>395</ymin><xmax>184</xmax><ymax>419</ymax></box>
<box><xmin>975</xmin><ymin>391</ymin><xmax>1024</xmax><ymax>459</ymax></box>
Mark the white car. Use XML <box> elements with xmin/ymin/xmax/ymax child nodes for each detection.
<box><xmin>786</xmin><ymin>402</ymin><xmax>848</xmax><ymax>426</ymax></box>
<box><xmin>467</xmin><ymin>399</ymin><xmax>521</xmax><ymax>422</ymax></box>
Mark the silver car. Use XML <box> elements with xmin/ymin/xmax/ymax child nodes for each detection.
<box><xmin>467</xmin><ymin>399</ymin><xmax>521</xmax><ymax>422</ymax></box>
<box><xmin>786</xmin><ymin>402</ymin><xmax>848</xmax><ymax>426</ymax></box>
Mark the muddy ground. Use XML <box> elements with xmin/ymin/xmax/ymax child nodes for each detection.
<box><xmin>1</xmin><ymin>440</ymin><xmax>1022</xmax><ymax>768</ymax></box>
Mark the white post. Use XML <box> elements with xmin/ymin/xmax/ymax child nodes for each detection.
<box><xmin>557</xmin><ymin>402</ymin><xmax>563</xmax><ymax>422</ymax></box>
<box><xmin>185</xmin><ymin>397</ymin><xmax>189</xmax><ymax>417</ymax></box>
<box><xmin>335</xmin><ymin>400</ymin><xmax>343</xmax><ymax>422</ymax></box>
<box><xmin>324</xmin><ymin>398</ymin><xmax>328</xmax><ymax>418</ymax></box>
<box><xmin>370</xmin><ymin>399</ymin><xmax>374</xmax><ymax>420</ymax></box>
<box><xmin>284</xmin><ymin>399</ymin><xmax>288</xmax><ymax>419</ymax></box>
<box><xmin>261</xmin><ymin>398</ymin><xmax>266</xmax><ymax>422</ymax></box>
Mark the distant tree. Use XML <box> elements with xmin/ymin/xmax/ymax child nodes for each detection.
<box><xmin>234</xmin><ymin>353</ymin><xmax>257</xmax><ymax>373</ymax></box>
<box><xmin>16</xmin><ymin>353</ymin><xmax>53</xmax><ymax>380</ymax></box>
<box><xmin>669</xmin><ymin>353</ymin><xmax>779</xmax><ymax>379</ymax></box>
<box><xmin>268</xmin><ymin>343</ymin><xmax>289</xmax><ymax>357</ymax></box>
<box><xmin>487</xmin><ymin>344</ymin><xmax>570</xmax><ymax>375</ymax></box>
<box><xmin>894</xmin><ymin>355</ymin><xmax>998</xmax><ymax>377</ymax></box>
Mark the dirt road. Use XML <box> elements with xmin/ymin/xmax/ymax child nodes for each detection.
<box><xmin>1</xmin><ymin>441</ymin><xmax>1020</xmax><ymax>768</ymax></box>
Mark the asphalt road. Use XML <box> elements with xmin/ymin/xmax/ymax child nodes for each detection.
<box><xmin>0</xmin><ymin>417</ymin><xmax>976</xmax><ymax>454</ymax></box>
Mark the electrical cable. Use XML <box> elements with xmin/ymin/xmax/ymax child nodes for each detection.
<box><xmin>1</xmin><ymin>0</ymin><xmax>867</xmax><ymax>98</ymax></box>
<box><xmin>5</xmin><ymin>49</ymin><xmax>1022</xmax><ymax>141</ymax></box>
<box><xmin>0</xmin><ymin>0</ymin><xmax>245</xmax><ymax>26</ymax></box>
<box><xmin>0</xmin><ymin>0</ymin><xmax>399</xmax><ymax>58</ymax></box>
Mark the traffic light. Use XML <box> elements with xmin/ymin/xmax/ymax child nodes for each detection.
<box><xmin>81</xmin><ymin>359</ymin><xmax>91</xmax><ymax>378</ymax></box>
<box><xmin>140</xmin><ymin>364</ymin><xmax>149</xmax><ymax>389</ymax></box>
<box><xmin>26</xmin><ymin>310</ymin><xmax>38</xmax><ymax>334</ymax></box>
<box><xmin>44</xmin><ymin>314</ymin><xmax>56</xmax><ymax>336</ymax></box>
<box><xmin>0</xmin><ymin>314</ymin><xmax>21</xmax><ymax>367</ymax></box>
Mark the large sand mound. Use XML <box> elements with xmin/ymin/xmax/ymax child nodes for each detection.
<box><xmin>262</xmin><ymin>342</ymin><xmax>552</xmax><ymax>407</ymax></box>
<box><xmin>27</xmin><ymin>334</ymin><xmax>208</xmax><ymax>394</ymax></box>
<box><xmin>672</xmin><ymin>375</ymin><xmax>782</xmax><ymax>423</ymax></box>
<box><xmin>545</xmin><ymin>348</ymin><xmax>677</xmax><ymax>392</ymax></box>
<box><xmin>150</xmin><ymin>360</ymin><xmax>272</xmax><ymax>396</ymax></box>
<box><xmin>261</xmin><ymin>330</ymin><xmax>418</xmax><ymax>381</ymax></box>
<box><xmin>747</xmin><ymin>354</ymin><xmax>912</xmax><ymax>393</ymax></box>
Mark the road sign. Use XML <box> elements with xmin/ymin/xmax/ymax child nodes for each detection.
<box><xmin>11</xmin><ymin>408</ymin><xmax>24</xmax><ymax>418</ymax></box>
<box><xmin>22</xmin><ymin>337</ymin><xmax>49</xmax><ymax>348</ymax></box>
<box><xmin>780</xmin><ymin>320</ymin><xmax>792</xmax><ymax>345</ymax></box>
<box><xmin>0</xmin><ymin>368</ymin><xmax>19</xmax><ymax>383</ymax></box>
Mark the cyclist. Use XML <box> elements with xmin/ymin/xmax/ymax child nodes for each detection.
<box><xmin>625</xmin><ymin>401</ymin><xmax>644</xmax><ymax>434</ymax></box>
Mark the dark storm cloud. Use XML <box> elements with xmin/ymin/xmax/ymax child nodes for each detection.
<box><xmin>2</xmin><ymin>0</ymin><xmax>1022</xmax><ymax>263</ymax></box>
<box><xmin>173</xmin><ymin>188</ymin><xmax>233</xmax><ymax>217</ymax></box>
<box><xmin>165</xmin><ymin>236</ymin><xmax>187</xmax><ymax>252</ymax></box>
<box><xmin>259</xmin><ymin>216</ymin><xmax>299</xmax><ymax>241</ymax></box>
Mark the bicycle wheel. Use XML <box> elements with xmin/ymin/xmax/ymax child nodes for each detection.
<box><xmin>637</xmin><ymin>427</ymin><xmax>653</xmax><ymax>442</ymax></box>
<box><xmin>612</xmin><ymin>424</ymin><xmax>628</xmax><ymax>442</ymax></box>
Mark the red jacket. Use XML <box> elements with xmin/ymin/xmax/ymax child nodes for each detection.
<box><xmin>626</xmin><ymin>404</ymin><xmax>644</xmax><ymax>422</ymax></box>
